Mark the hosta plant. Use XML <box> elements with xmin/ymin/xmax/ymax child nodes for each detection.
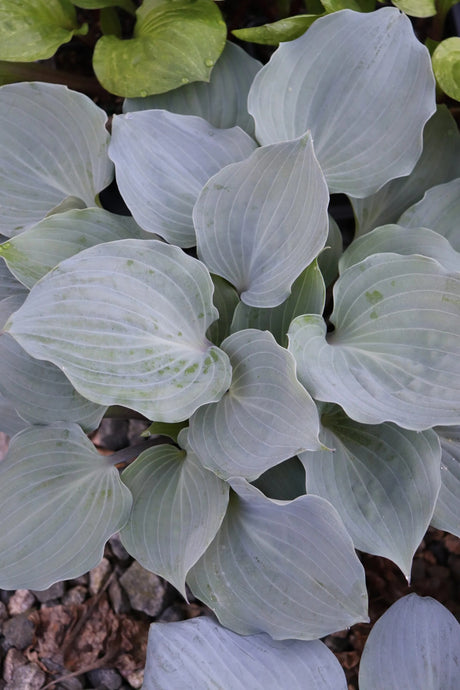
<box><xmin>0</xmin><ymin>7</ymin><xmax>459</xmax><ymax>688</ymax></box>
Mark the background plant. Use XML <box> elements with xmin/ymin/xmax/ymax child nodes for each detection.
<box><xmin>0</xmin><ymin>4</ymin><xmax>459</xmax><ymax>689</ymax></box>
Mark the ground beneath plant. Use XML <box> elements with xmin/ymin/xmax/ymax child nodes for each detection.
<box><xmin>0</xmin><ymin>420</ymin><xmax>459</xmax><ymax>690</ymax></box>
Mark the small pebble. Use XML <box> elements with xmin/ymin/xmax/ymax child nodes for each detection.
<box><xmin>2</xmin><ymin>614</ymin><xmax>35</xmax><ymax>650</ymax></box>
<box><xmin>7</xmin><ymin>590</ymin><xmax>35</xmax><ymax>616</ymax></box>
<box><xmin>109</xmin><ymin>534</ymin><xmax>131</xmax><ymax>562</ymax></box>
<box><xmin>62</xmin><ymin>585</ymin><xmax>87</xmax><ymax>606</ymax></box>
<box><xmin>31</xmin><ymin>581</ymin><xmax>64</xmax><ymax>603</ymax></box>
<box><xmin>89</xmin><ymin>558</ymin><xmax>112</xmax><ymax>595</ymax></box>
<box><xmin>119</xmin><ymin>561</ymin><xmax>167</xmax><ymax>617</ymax></box>
<box><xmin>5</xmin><ymin>662</ymin><xmax>46</xmax><ymax>690</ymax></box>
<box><xmin>87</xmin><ymin>667</ymin><xmax>123</xmax><ymax>689</ymax></box>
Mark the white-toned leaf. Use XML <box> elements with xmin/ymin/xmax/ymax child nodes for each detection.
<box><xmin>194</xmin><ymin>133</ymin><xmax>329</xmax><ymax>307</ymax></box>
<box><xmin>187</xmin><ymin>479</ymin><xmax>368</xmax><ymax>640</ymax></box>
<box><xmin>350</xmin><ymin>106</ymin><xmax>460</xmax><ymax>235</ymax></box>
<box><xmin>0</xmin><ymin>82</ymin><xmax>113</xmax><ymax>237</ymax></box>
<box><xmin>0</xmin><ymin>208</ymin><xmax>148</xmax><ymax>288</ymax></box>
<box><xmin>431</xmin><ymin>426</ymin><xmax>460</xmax><ymax>537</ymax></box>
<box><xmin>188</xmin><ymin>330</ymin><xmax>321</xmax><ymax>481</ymax></box>
<box><xmin>359</xmin><ymin>594</ymin><xmax>460</xmax><ymax>690</ymax></box>
<box><xmin>109</xmin><ymin>110</ymin><xmax>257</xmax><ymax>247</ymax></box>
<box><xmin>0</xmin><ymin>259</ymin><xmax>28</xmax><ymax>302</ymax></box>
<box><xmin>120</xmin><ymin>435</ymin><xmax>229</xmax><ymax>597</ymax></box>
<box><xmin>299</xmin><ymin>405</ymin><xmax>441</xmax><ymax>578</ymax></box>
<box><xmin>0</xmin><ymin>392</ymin><xmax>28</xmax><ymax>437</ymax></box>
<box><xmin>0</xmin><ymin>293</ymin><xmax>106</xmax><ymax>431</ymax></box>
<box><xmin>247</xmin><ymin>8</ymin><xmax>435</xmax><ymax>197</ymax></box>
<box><xmin>230</xmin><ymin>261</ymin><xmax>325</xmax><ymax>347</ymax></box>
<box><xmin>339</xmin><ymin>224</ymin><xmax>460</xmax><ymax>275</ymax></box>
<box><xmin>5</xmin><ymin>239</ymin><xmax>232</xmax><ymax>422</ymax></box>
<box><xmin>398</xmin><ymin>178</ymin><xmax>460</xmax><ymax>251</ymax></box>
<box><xmin>0</xmin><ymin>422</ymin><xmax>132</xmax><ymax>590</ymax></box>
<box><xmin>288</xmin><ymin>253</ymin><xmax>460</xmax><ymax>430</ymax></box>
<box><xmin>143</xmin><ymin>616</ymin><xmax>347</xmax><ymax>690</ymax></box>
<box><xmin>124</xmin><ymin>41</ymin><xmax>261</xmax><ymax>136</ymax></box>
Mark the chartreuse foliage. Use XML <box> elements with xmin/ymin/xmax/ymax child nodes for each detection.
<box><xmin>0</xmin><ymin>7</ymin><xmax>459</xmax><ymax>688</ymax></box>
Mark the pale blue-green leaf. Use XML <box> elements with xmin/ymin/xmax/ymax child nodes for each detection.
<box><xmin>0</xmin><ymin>259</ymin><xmax>28</xmax><ymax>302</ymax></box>
<box><xmin>109</xmin><ymin>110</ymin><xmax>257</xmax><ymax>247</ymax></box>
<box><xmin>195</xmin><ymin>133</ymin><xmax>329</xmax><ymax>307</ymax></box>
<box><xmin>0</xmin><ymin>208</ymin><xmax>148</xmax><ymax>289</ymax></box>
<box><xmin>124</xmin><ymin>41</ymin><xmax>261</xmax><ymax>136</ymax></box>
<box><xmin>5</xmin><ymin>239</ymin><xmax>232</xmax><ymax>422</ymax></box>
<box><xmin>350</xmin><ymin>106</ymin><xmax>460</xmax><ymax>235</ymax></box>
<box><xmin>318</xmin><ymin>215</ymin><xmax>343</xmax><ymax>286</ymax></box>
<box><xmin>398</xmin><ymin>178</ymin><xmax>460</xmax><ymax>251</ymax></box>
<box><xmin>120</xmin><ymin>437</ymin><xmax>229</xmax><ymax>597</ymax></box>
<box><xmin>252</xmin><ymin>456</ymin><xmax>306</xmax><ymax>501</ymax></box>
<box><xmin>0</xmin><ymin>392</ymin><xmax>28</xmax><ymax>437</ymax></box>
<box><xmin>0</xmin><ymin>82</ymin><xmax>113</xmax><ymax>237</ymax></box>
<box><xmin>188</xmin><ymin>330</ymin><xmax>321</xmax><ymax>481</ymax></box>
<box><xmin>431</xmin><ymin>426</ymin><xmax>460</xmax><ymax>537</ymax></box>
<box><xmin>230</xmin><ymin>261</ymin><xmax>325</xmax><ymax>347</ymax></box>
<box><xmin>0</xmin><ymin>293</ymin><xmax>106</xmax><ymax>431</ymax></box>
<box><xmin>299</xmin><ymin>405</ymin><xmax>441</xmax><ymax>578</ymax></box>
<box><xmin>359</xmin><ymin>594</ymin><xmax>460</xmax><ymax>690</ymax></box>
<box><xmin>248</xmin><ymin>8</ymin><xmax>435</xmax><ymax>197</ymax></box>
<box><xmin>188</xmin><ymin>479</ymin><xmax>368</xmax><ymax>639</ymax></box>
<box><xmin>0</xmin><ymin>423</ymin><xmax>132</xmax><ymax>590</ymax></box>
<box><xmin>288</xmin><ymin>254</ymin><xmax>460</xmax><ymax>429</ymax></box>
<box><xmin>206</xmin><ymin>275</ymin><xmax>239</xmax><ymax>346</ymax></box>
<box><xmin>339</xmin><ymin>224</ymin><xmax>460</xmax><ymax>275</ymax></box>
<box><xmin>143</xmin><ymin>616</ymin><xmax>347</xmax><ymax>690</ymax></box>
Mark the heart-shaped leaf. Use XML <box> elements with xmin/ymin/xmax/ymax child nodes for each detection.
<box><xmin>432</xmin><ymin>37</ymin><xmax>460</xmax><ymax>101</ymax></box>
<box><xmin>143</xmin><ymin>616</ymin><xmax>347</xmax><ymax>690</ymax></box>
<box><xmin>188</xmin><ymin>329</ymin><xmax>321</xmax><ymax>481</ymax></box>
<box><xmin>0</xmin><ymin>423</ymin><xmax>132</xmax><ymax>590</ymax></box>
<box><xmin>5</xmin><ymin>239</ymin><xmax>232</xmax><ymax>422</ymax></box>
<box><xmin>93</xmin><ymin>0</ymin><xmax>226</xmax><ymax>97</ymax></box>
<box><xmin>124</xmin><ymin>41</ymin><xmax>261</xmax><ymax>136</ymax></box>
<box><xmin>120</xmin><ymin>433</ymin><xmax>229</xmax><ymax>597</ymax></box>
<box><xmin>299</xmin><ymin>405</ymin><xmax>441</xmax><ymax>578</ymax></box>
<box><xmin>359</xmin><ymin>594</ymin><xmax>460</xmax><ymax>690</ymax></box>
<box><xmin>194</xmin><ymin>133</ymin><xmax>329</xmax><ymax>307</ymax></box>
<box><xmin>0</xmin><ymin>82</ymin><xmax>113</xmax><ymax>237</ymax></box>
<box><xmin>109</xmin><ymin>110</ymin><xmax>257</xmax><ymax>247</ymax></box>
<box><xmin>288</xmin><ymin>253</ymin><xmax>460</xmax><ymax>429</ymax></box>
<box><xmin>188</xmin><ymin>479</ymin><xmax>368</xmax><ymax>640</ymax></box>
<box><xmin>248</xmin><ymin>8</ymin><xmax>436</xmax><ymax>197</ymax></box>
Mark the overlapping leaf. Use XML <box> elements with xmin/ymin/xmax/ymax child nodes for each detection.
<box><xmin>0</xmin><ymin>392</ymin><xmax>28</xmax><ymax>437</ymax></box>
<box><xmin>120</xmin><ymin>433</ymin><xmax>229</xmax><ymax>597</ymax></box>
<box><xmin>0</xmin><ymin>0</ymin><xmax>87</xmax><ymax>61</ymax></box>
<box><xmin>288</xmin><ymin>253</ymin><xmax>460</xmax><ymax>429</ymax></box>
<box><xmin>398</xmin><ymin>178</ymin><xmax>460</xmax><ymax>251</ymax></box>
<box><xmin>339</xmin><ymin>224</ymin><xmax>460</xmax><ymax>275</ymax></box>
<box><xmin>0</xmin><ymin>423</ymin><xmax>132</xmax><ymax>590</ymax></box>
<box><xmin>0</xmin><ymin>208</ymin><xmax>147</xmax><ymax>288</ymax></box>
<box><xmin>93</xmin><ymin>0</ymin><xmax>226</xmax><ymax>97</ymax></box>
<box><xmin>0</xmin><ymin>82</ymin><xmax>113</xmax><ymax>237</ymax></box>
<box><xmin>188</xmin><ymin>479</ymin><xmax>368</xmax><ymax>640</ymax></box>
<box><xmin>5</xmin><ymin>239</ymin><xmax>232</xmax><ymax>422</ymax></box>
<box><xmin>109</xmin><ymin>110</ymin><xmax>257</xmax><ymax>247</ymax></box>
<box><xmin>230</xmin><ymin>261</ymin><xmax>325</xmax><ymax>346</ymax></box>
<box><xmin>143</xmin><ymin>616</ymin><xmax>347</xmax><ymax>690</ymax></box>
<box><xmin>194</xmin><ymin>133</ymin><xmax>329</xmax><ymax>307</ymax></box>
<box><xmin>359</xmin><ymin>594</ymin><xmax>460</xmax><ymax>690</ymax></box>
<box><xmin>350</xmin><ymin>107</ymin><xmax>460</xmax><ymax>235</ymax></box>
<box><xmin>188</xmin><ymin>330</ymin><xmax>321</xmax><ymax>481</ymax></box>
<box><xmin>248</xmin><ymin>8</ymin><xmax>435</xmax><ymax>197</ymax></box>
<box><xmin>124</xmin><ymin>41</ymin><xmax>261</xmax><ymax>136</ymax></box>
<box><xmin>431</xmin><ymin>426</ymin><xmax>460</xmax><ymax>537</ymax></box>
<box><xmin>300</xmin><ymin>405</ymin><xmax>441</xmax><ymax>578</ymax></box>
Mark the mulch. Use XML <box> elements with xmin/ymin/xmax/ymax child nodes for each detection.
<box><xmin>0</xmin><ymin>420</ymin><xmax>459</xmax><ymax>689</ymax></box>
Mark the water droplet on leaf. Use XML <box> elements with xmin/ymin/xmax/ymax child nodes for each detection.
<box><xmin>140</xmin><ymin>90</ymin><xmax>147</xmax><ymax>98</ymax></box>
<box><xmin>205</xmin><ymin>59</ymin><xmax>214</xmax><ymax>67</ymax></box>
